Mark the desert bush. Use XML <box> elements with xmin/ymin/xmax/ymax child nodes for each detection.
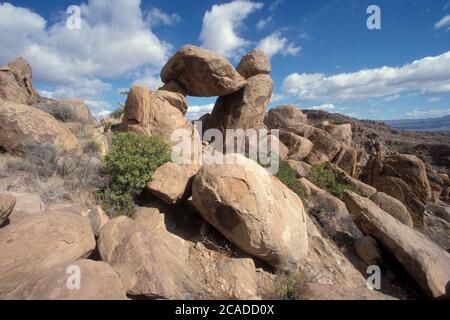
<box><xmin>36</xmin><ymin>104</ymin><xmax>78</xmax><ymax>123</ymax></box>
<box><xmin>259</xmin><ymin>270</ymin><xmax>314</xmax><ymax>300</ymax></box>
<box><xmin>101</xmin><ymin>132</ymin><xmax>170</xmax><ymax>214</ymax></box>
<box><xmin>275</xmin><ymin>160</ymin><xmax>308</xmax><ymax>202</ymax></box>
<box><xmin>83</xmin><ymin>139</ymin><xmax>101</xmax><ymax>155</ymax></box>
<box><xmin>308</xmin><ymin>163</ymin><xmax>353</xmax><ymax>199</ymax></box>
<box><xmin>0</xmin><ymin>142</ymin><xmax>105</xmax><ymax>204</ymax></box>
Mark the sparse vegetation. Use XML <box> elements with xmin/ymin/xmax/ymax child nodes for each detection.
<box><xmin>0</xmin><ymin>143</ymin><xmax>104</xmax><ymax>203</ymax></box>
<box><xmin>259</xmin><ymin>270</ymin><xmax>314</xmax><ymax>300</ymax></box>
<box><xmin>275</xmin><ymin>160</ymin><xmax>308</xmax><ymax>202</ymax></box>
<box><xmin>83</xmin><ymin>139</ymin><xmax>101</xmax><ymax>155</ymax></box>
<box><xmin>110</xmin><ymin>104</ymin><xmax>125</xmax><ymax>119</ymax></box>
<box><xmin>308</xmin><ymin>163</ymin><xmax>353</xmax><ymax>199</ymax></box>
<box><xmin>101</xmin><ymin>132</ymin><xmax>170</xmax><ymax>215</ymax></box>
<box><xmin>36</xmin><ymin>104</ymin><xmax>78</xmax><ymax>123</ymax></box>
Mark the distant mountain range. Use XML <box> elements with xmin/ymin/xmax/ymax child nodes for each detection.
<box><xmin>384</xmin><ymin>115</ymin><xmax>450</xmax><ymax>132</ymax></box>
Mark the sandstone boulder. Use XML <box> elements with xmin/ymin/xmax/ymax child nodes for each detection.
<box><xmin>305</xmin><ymin>127</ymin><xmax>343</xmax><ymax>161</ymax></box>
<box><xmin>317</xmin><ymin>122</ymin><xmax>353</xmax><ymax>146</ymax></box>
<box><xmin>286</xmin><ymin>160</ymin><xmax>311</xmax><ymax>178</ymax></box>
<box><xmin>2</xmin><ymin>191</ymin><xmax>45</xmax><ymax>223</ymax></box>
<box><xmin>298</xmin><ymin>283</ymin><xmax>395</xmax><ymax>300</ymax></box>
<box><xmin>236</xmin><ymin>50</ymin><xmax>271</xmax><ymax>79</ymax></box>
<box><xmin>279</xmin><ymin>131</ymin><xmax>313</xmax><ymax>161</ymax></box>
<box><xmin>0</xmin><ymin>212</ymin><xmax>96</xmax><ymax>297</ymax></box>
<box><xmin>9</xmin><ymin>260</ymin><xmax>127</xmax><ymax>300</ymax></box>
<box><xmin>192</xmin><ymin>154</ymin><xmax>308</xmax><ymax>272</ymax></box>
<box><xmin>369</xmin><ymin>192</ymin><xmax>413</xmax><ymax>227</ymax></box>
<box><xmin>161</xmin><ymin>45</ymin><xmax>246</xmax><ymax>97</ymax></box>
<box><xmin>264</xmin><ymin>105</ymin><xmax>307</xmax><ymax>135</ymax></box>
<box><xmin>0</xmin><ymin>193</ymin><xmax>15</xmax><ymax>226</ymax></box>
<box><xmin>343</xmin><ymin>191</ymin><xmax>450</xmax><ymax>299</ymax></box>
<box><xmin>423</xmin><ymin>211</ymin><xmax>450</xmax><ymax>252</ymax></box>
<box><xmin>326</xmin><ymin>163</ymin><xmax>377</xmax><ymax>198</ymax></box>
<box><xmin>98</xmin><ymin>209</ymin><xmax>258</xmax><ymax>300</ymax></box>
<box><xmin>369</xmin><ymin>154</ymin><xmax>432</xmax><ymax>225</ymax></box>
<box><xmin>301</xmin><ymin>178</ymin><xmax>362</xmax><ymax>243</ymax></box>
<box><xmin>32</xmin><ymin>99</ymin><xmax>96</xmax><ymax>124</ymax></box>
<box><xmin>354</xmin><ymin>236</ymin><xmax>383</xmax><ymax>265</ymax></box>
<box><xmin>0</xmin><ymin>99</ymin><xmax>80</xmax><ymax>154</ymax></box>
<box><xmin>0</xmin><ymin>57</ymin><xmax>46</xmax><ymax>105</ymax></box>
<box><xmin>333</xmin><ymin>146</ymin><xmax>358</xmax><ymax>177</ymax></box>
<box><xmin>148</xmin><ymin>163</ymin><xmax>201</xmax><ymax>205</ymax></box>
<box><xmin>121</xmin><ymin>85</ymin><xmax>192</xmax><ymax>145</ymax></box>
<box><xmin>207</xmin><ymin>74</ymin><xmax>273</xmax><ymax>132</ymax></box>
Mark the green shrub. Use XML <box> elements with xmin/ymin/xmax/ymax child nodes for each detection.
<box><xmin>308</xmin><ymin>163</ymin><xmax>352</xmax><ymax>199</ymax></box>
<box><xmin>83</xmin><ymin>139</ymin><xmax>101</xmax><ymax>155</ymax></box>
<box><xmin>102</xmin><ymin>132</ymin><xmax>170</xmax><ymax>214</ymax></box>
<box><xmin>275</xmin><ymin>160</ymin><xmax>308</xmax><ymax>202</ymax></box>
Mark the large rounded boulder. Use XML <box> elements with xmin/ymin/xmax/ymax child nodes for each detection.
<box><xmin>236</xmin><ymin>50</ymin><xmax>271</xmax><ymax>79</ymax></box>
<box><xmin>192</xmin><ymin>154</ymin><xmax>308</xmax><ymax>272</ymax></box>
<box><xmin>161</xmin><ymin>45</ymin><xmax>246</xmax><ymax>97</ymax></box>
<box><xmin>0</xmin><ymin>99</ymin><xmax>80</xmax><ymax>154</ymax></box>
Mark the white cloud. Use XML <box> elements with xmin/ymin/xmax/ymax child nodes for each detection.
<box><xmin>186</xmin><ymin>103</ymin><xmax>214</xmax><ymax>120</ymax></box>
<box><xmin>308</xmin><ymin>103</ymin><xmax>336</xmax><ymax>111</ymax></box>
<box><xmin>257</xmin><ymin>31</ymin><xmax>300</xmax><ymax>58</ymax></box>
<box><xmin>282</xmin><ymin>51</ymin><xmax>450</xmax><ymax>102</ymax></box>
<box><xmin>428</xmin><ymin>96</ymin><xmax>443</xmax><ymax>103</ymax></box>
<box><xmin>132</xmin><ymin>75</ymin><xmax>164</xmax><ymax>91</ymax></box>
<box><xmin>270</xmin><ymin>93</ymin><xmax>288</xmax><ymax>103</ymax></box>
<box><xmin>384</xmin><ymin>94</ymin><xmax>400</xmax><ymax>101</ymax></box>
<box><xmin>435</xmin><ymin>15</ymin><xmax>450</xmax><ymax>30</ymax></box>
<box><xmin>84</xmin><ymin>99</ymin><xmax>113</xmax><ymax>119</ymax></box>
<box><xmin>145</xmin><ymin>8</ymin><xmax>180</xmax><ymax>27</ymax></box>
<box><xmin>405</xmin><ymin>108</ymin><xmax>450</xmax><ymax>118</ymax></box>
<box><xmin>256</xmin><ymin>16</ymin><xmax>272</xmax><ymax>31</ymax></box>
<box><xmin>0</xmin><ymin>0</ymin><xmax>174</xmax><ymax>100</ymax></box>
<box><xmin>200</xmin><ymin>0</ymin><xmax>263</xmax><ymax>58</ymax></box>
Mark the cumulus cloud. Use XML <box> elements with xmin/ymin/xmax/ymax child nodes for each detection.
<box><xmin>0</xmin><ymin>0</ymin><xmax>174</xmax><ymax>100</ymax></box>
<box><xmin>200</xmin><ymin>0</ymin><xmax>263</xmax><ymax>58</ymax></box>
<box><xmin>146</xmin><ymin>8</ymin><xmax>180</xmax><ymax>27</ymax></box>
<box><xmin>384</xmin><ymin>94</ymin><xmax>400</xmax><ymax>102</ymax></box>
<box><xmin>256</xmin><ymin>16</ymin><xmax>272</xmax><ymax>31</ymax></box>
<box><xmin>186</xmin><ymin>103</ymin><xmax>214</xmax><ymax>120</ymax></box>
<box><xmin>405</xmin><ymin>108</ymin><xmax>450</xmax><ymax>118</ymax></box>
<box><xmin>132</xmin><ymin>75</ymin><xmax>164</xmax><ymax>90</ymax></box>
<box><xmin>435</xmin><ymin>15</ymin><xmax>450</xmax><ymax>30</ymax></box>
<box><xmin>270</xmin><ymin>93</ymin><xmax>288</xmax><ymax>103</ymax></box>
<box><xmin>257</xmin><ymin>32</ymin><xmax>300</xmax><ymax>58</ymax></box>
<box><xmin>282</xmin><ymin>51</ymin><xmax>450</xmax><ymax>102</ymax></box>
<box><xmin>84</xmin><ymin>99</ymin><xmax>113</xmax><ymax>119</ymax></box>
<box><xmin>308</xmin><ymin>103</ymin><xmax>336</xmax><ymax>111</ymax></box>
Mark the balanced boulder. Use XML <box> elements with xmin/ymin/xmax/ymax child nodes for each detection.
<box><xmin>192</xmin><ymin>154</ymin><xmax>308</xmax><ymax>272</ymax></box>
<box><xmin>236</xmin><ymin>50</ymin><xmax>271</xmax><ymax>79</ymax></box>
<box><xmin>161</xmin><ymin>45</ymin><xmax>246</xmax><ymax>97</ymax></box>
<box><xmin>208</xmin><ymin>74</ymin><xmax>273</xmax><ymax>132</ymax></box>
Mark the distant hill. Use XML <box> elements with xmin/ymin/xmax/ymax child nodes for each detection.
<box><xmin>384</xmin><ymin>115</ymin><xmax>450</xmax><ymax>132</ymax></box>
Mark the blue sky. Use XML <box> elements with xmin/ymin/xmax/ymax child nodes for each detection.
<box><xmin>1</xmin><ymin>0</ymin><xmax>450</xmax><ymax>120</ymax></box>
